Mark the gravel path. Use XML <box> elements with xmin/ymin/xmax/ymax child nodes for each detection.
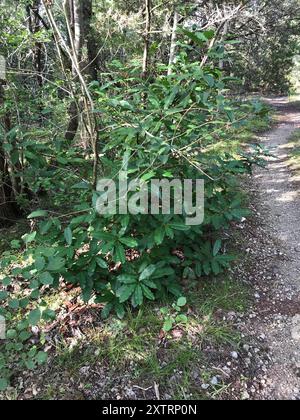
<box><xmin>247</xmin><ymin>97</ymin><xmax>300</xmax><ymax>400</ymax></box>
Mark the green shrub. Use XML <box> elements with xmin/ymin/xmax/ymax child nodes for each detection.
<box><xmin>0</xmin><ymin>32</ymin><xmax>269</xmax><ymax>389</ymax></box>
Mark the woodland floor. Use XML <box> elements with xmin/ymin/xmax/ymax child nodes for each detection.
<box><xmin>1</xmin><ymin>97</ymin><xmax>300</xmax><ymax>401</ymax></box>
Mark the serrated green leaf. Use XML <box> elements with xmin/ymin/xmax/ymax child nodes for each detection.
<box><xmin>64</xmin><ymin>227</ymin><xmax>73</xmax><ymax>246</ymax></box>
<box><xmin>115</xmin><ymin>304</ymin><xmax>125</xmax><ymax>319</ymax></box>
<box><xmin>101</xmin><ymin>303</ymin><xmax>113</xmax><ymax>319</ymax></box>
<box><xmin>211</xmin><ymin>260</ymin><xmax>221</xmax><ymax>275</ymax></box>
<box><xmin>141</xmin><ymin>278</ymin><xmax>158</xmax><ymax>289</ymax></box>
<box><xmin>213</xmin><ymin>239</ymin><xmax>222</xmax><ymax>257</ymax></box>
<box><xmin>117</xmin><ymin>274</ymin><xmax>137</xmax><ymax>284</ymax></box>
<box><xmin>30</xmin><ymin>290</ymin><xmax>40</xmax><ymax>300</ymax></box>
<box><xmin>0</xmin><ymin>291</ymin><xmax>8</xmax><ymax>301</ymax></box>
<box><xmin>139</xmin><ymin>264</ymin><xmax>156</xmax><ymax>281</ymax></box>
<box><xmin>141</xmin><ymin>284</ymin><xmax>155</xmax><ymax>300</ymax></box>
<box><xmin>116</xmin><ymin>284</ymin><xmax>136</xmax><ymax>303</ymax></box>
<box><xmin>28</xmin><ymin>308</ymin><xmax>41</xmax><ymax>326</ymax></box>
<box><xmin>19</xmin><ymin>331</ymin><xmax>32</xmax><ymax>342</ymax></box>
<box><xmin>47</xmin><ymin>257</ymin><xmax>65</xmax><ymax>272</ymax></box>
<box><xmin>8</xmin><ymin>299</ymin><xmax>19</xmax><ymax>310</ymax></box>
<box><xmin>152</xmin><ymin>267</ymin><xmax>175</xmax><ymax>279</ymax></box>
<box><xmin>203</xmin><ymin>261</ymin><xmax>211</xmax><ymax>275</ymax></box>
<box><xmin>82</xmin><ymin>288</ymin><xmax>92</xmax><ymax>303</ymax></box>
<box><xmin>93</xmin><ymin>231</ymin><xmax>115</xmax><ymax>241</ymax></box>
<box><xmin>169</xmin><ymin>223</ymin><xmax>191</xmax><ymax>231</ymax></box>
<box><xmin>35</xmin><ymin>256</ymin><xmax>46</xmax><ymax>271</ymax></box>
<box><xmin>114</xmin><ymin>243</ymin><xmax>126</xmax><ymax>264</ymax></box>
<box><xmin>19</xmin><ymin>298</ymin><xmax>30</xmax><ymax>309</ymax></box>
<box><xmin>132</xmin><ymin>285</ymin><xmax>143</xmax><ymax>307</ymax></box>
<box><xmin>195</xmin><ymin>262</ymin><xmax>202</xmax><ymax>277</ymax></box>
<box><xmin>119</xmin><ymin>237</ymin><xmax>138</xmax><ymax>248</ymax></box>
<box><xmin>2</xmin><ymin>277</ymin><xmax>11</xmax><ymax>287</ymax></box>
<box><xmin>39</xmin><ymin>272</ymin><xmax>54</xmax><ymax>286</ymax></box>
<box><xmin>96</xmin><ymin>257</ymin><xmax>108</xmax><ymax>269</ymax></box>
<box><xmin>154</xmin><ymin>227</ymin><xmax>165</xmax><ymax>245</ymax></box>
<box><xmin>29</xmin><ymin>279</ymin><xmax>39</xmax><ymax>290</ymax></box>
<box><xmin>42</xmin><ymin>309</ymin><xmax>56</xmax><ymax>321</ymax></box>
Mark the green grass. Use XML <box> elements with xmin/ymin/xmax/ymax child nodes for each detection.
<box><xmin>286</xmin><ymin>129</ymin><xmax>300</xmax><ymax>175</ymax></box>
<box><xmin>191</xmin><ymin>278</ymin><xmax>250</xmax><ymax>314</ymax></box>
<box><xmin>205</xmin><ymin>114</ymin><xmax>271</xmax><ymax>157</ymax></box>
<box><xmin>29</xmin><ymin>276</ymin><xmax>248</xmax><ymax>401</ymax></box>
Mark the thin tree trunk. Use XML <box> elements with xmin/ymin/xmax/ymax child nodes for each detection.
<box><xmin>65</xmin><ymin>101</ymin><xmax>80</xmax><ymax>142</ymax></box>
<box><xmin>219</xmin><ymin>15</ymin><xmax>229</xmax><ymax>70</ymax></box>
<box><xmin>26</xmin><ymin>1</ymin><xmax>44</xmax><ymax>124</ymax></box>
<box><xmin>86</xmin><ymin>35</ymin><xmax>98</xmax><ymax>82</ymax></box>
<box><xmin>0</xmin><ymin>80</ymin><xmax>18</xmax><ymax>224</ymax></box>
<box><xmin>43</xmin><ymin>0</ymin><xmax>99</xmax><ymax>186</ymax></box>
<box><xmin>84</xmin><ymin>1</ymin><xmax>98</xmax><ymax>82</ymax></box>
<box><xmin>33</xmin><ymin>0</ymin><xmax>43</xmax><ymax>89</ymax></box>
<box><xmin>63</xmin><ymin>0</ymin><xmax>96</xmax><ymax>142</ymax></box>
<box><xmin>73</xmin><ymin>0</ymin><xmax>83</xmax><ymax>66</ymax></box>
<box><xmin>27</xmin><ymin>1</ymin><xmax>44</xmax><ymax>87</ymax></box>
<box><xmin>168</xmin><ymin>10</ymin><xmax>179</xmax><ymax>76</ymax></box>
<box><xmin>0</xmin><ymin>152</ymin><xmax>14</xmax><ymax>224</ymax></box>
<box><xmin>63</xmin><ymin>0</ymin><xmax>82</xmax><ymax>142</ymax></box>
<box><xmin>142</xmin><ymin>0</ymin><xmax>151</xmax><ymax>78</ymax></box>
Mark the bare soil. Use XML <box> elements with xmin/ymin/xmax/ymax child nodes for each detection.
<box><xmin>234</xmin><ymin>97</ymin><xmax>300</xmax><ymax>400</ymax></box>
